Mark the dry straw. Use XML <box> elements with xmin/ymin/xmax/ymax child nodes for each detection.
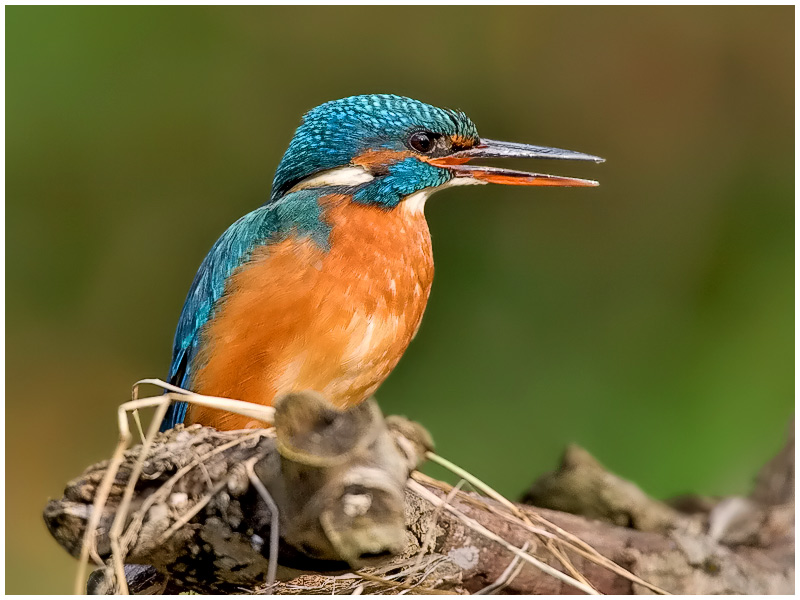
<box><xmin>75</xmin><ymin>379</ymin><xmax>667</xmax><ymax>595</ymax></box>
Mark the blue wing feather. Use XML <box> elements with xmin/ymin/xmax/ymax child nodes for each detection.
<box><xmin>159</xmin><ymin>190</ymin><xmax>331</xmax><ymax>431</ymax></box>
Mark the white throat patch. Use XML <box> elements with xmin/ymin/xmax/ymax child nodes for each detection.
<box><xmin>401</xmin><ymin>177</ymin><xmax>486</xmax><ymax>216</ymax></box>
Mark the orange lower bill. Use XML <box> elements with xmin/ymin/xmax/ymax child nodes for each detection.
<box><xmin>429</xmin><ymin>159</ymin><xmax>599</xmax><ymax>187</ymax></box>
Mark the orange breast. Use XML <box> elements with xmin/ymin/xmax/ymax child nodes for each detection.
<box><xmin>186</xmin><ymin>194</ymin><xmax>434</xmax><ymax>430</ymax></box>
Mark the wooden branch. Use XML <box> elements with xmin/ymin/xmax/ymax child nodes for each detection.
<box><xmin>43</xmin><ymin>398</ymin><xmax>793</xmax><ymax>595</ymax></box>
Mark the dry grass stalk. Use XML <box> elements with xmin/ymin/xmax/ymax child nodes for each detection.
<box><xmin>74</xmin><ymin>379</ymin><xmax>277</xmax><ymax>595</ymax></box>
<box><xmin>71</xmin><ymin>380</ymin><xmax>670</xmax><ymax>595</ymax></box>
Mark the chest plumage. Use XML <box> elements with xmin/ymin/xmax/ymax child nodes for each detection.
<box><xmin>186</xmin><ymin>194</ymin><xmax>433</xmax><ymax>430</ymax></box>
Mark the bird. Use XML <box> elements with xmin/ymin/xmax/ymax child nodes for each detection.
<box><xmin>160</xmin><ymin>94</ymin><xmax>603</xmax><ymax>432</ymax></box>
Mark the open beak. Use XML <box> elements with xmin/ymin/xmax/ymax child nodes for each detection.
<box><xmin>429</xmin><ymin>138</ymin><xmax>604</xmax><ymax>187</ymax></box>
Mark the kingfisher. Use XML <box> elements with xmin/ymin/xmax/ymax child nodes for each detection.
<box><xmin>161</xmin><ymin>94</ymin><xmax>603</xmax><ymax>431</ymax></box>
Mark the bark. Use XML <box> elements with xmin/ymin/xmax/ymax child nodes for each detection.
<box><xmin>43</xmin><ymin>397</ymin><xmax>793</xmax><ymax>595</ymax></box>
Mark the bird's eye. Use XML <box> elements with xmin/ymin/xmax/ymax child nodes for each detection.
<box><xmin>408</xmin><ymin>131</ymin><xmax>435</xmax><ymax>153</ymax></box>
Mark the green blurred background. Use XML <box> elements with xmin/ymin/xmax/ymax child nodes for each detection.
<box><xmin>7</xmin><ymin>6</ymin><xmax>793</xmax><ymax>594</ymax></box>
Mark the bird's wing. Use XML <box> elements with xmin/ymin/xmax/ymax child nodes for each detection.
<box><xmin>160</xmin><ymin>189</ymin><xmax>332</xmax><ymax>431</ymax></box>
<box><xmin>160</xmin><ymin>205</ymin><xmax>280</xmax><ymax>431</ymax></box>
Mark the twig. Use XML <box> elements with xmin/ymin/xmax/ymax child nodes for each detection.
<box><xmin>133</xmin><ymin>378</ymin><xmax>277</xmax><ymax>424</ymax></box>
<box><xmin>474</xmin><ymin>541</ymin><xmax>530</xmax><ymax>595</ymax></box>
<box><xmin>424</xmin><ymin>453</ymin><xmax>669</xmax><ymax>595</ymax></box>
<box><xmin>109</xmin><ymin>396</ymin><xmax>170</xmax><ymax>594</ymax></box>
<box><xmin>75</xmin><ymin>380</ymin><xmax>276</xmax><ymax>595</ymax></box>
<box><xmin>246</xmin><ymin>457</ymin><xmax>280</xmax><ymax>593</ymax></box>
<box><xmin>425</xmin><ymin>453</ymin><xmax>600</xmax><ymax>593</ymax></box>
<box><xmin>120</xmin><ymin>430</ymin><xmax>268</xmax><ymax>551</ymax></box>
<box><xmin>408</xmin><ymin>479</ymin><xmax>600</xmax><ymax>595</ymax></box>
<box><xmin>75</xmin><ymin>394</ymin><xmax>173</xmax><ymax>595</ymax></box>
<box><xmin>409</xmin><ymin>479</ymin><xmax>466</xmax><ymax>578</ymax></box>
<box><xmin>353</xmin><ymin>571</ymin><xmax>455</xmax><ymax>595</ymax></box>
<box><xmin>158</xmin><ymin>478</ymin><xmax>228</xmax><ymax>542</ymax></box>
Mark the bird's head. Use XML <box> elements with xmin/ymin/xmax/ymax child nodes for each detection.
<box><xmin>271</xmin><ymin>94</ymin><xmax>603</xmax><ymax>208</ymax></box>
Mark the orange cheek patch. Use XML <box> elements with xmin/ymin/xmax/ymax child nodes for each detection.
<box><xmin>352</xmin><ymin>149</ymin><xmax>415</xmax><ymax>171</ymax></box>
